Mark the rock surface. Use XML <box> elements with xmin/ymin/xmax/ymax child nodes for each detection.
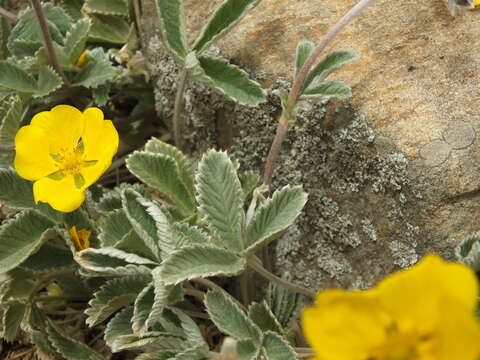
<box><xmin>139</xmin><ymin>0</ymin><xmax>480</xmax><ymax>289</ymax></box>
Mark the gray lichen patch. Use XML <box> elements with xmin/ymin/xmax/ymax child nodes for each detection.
<box><xmin>442</xmin><ymin>121</ymin><xmax>476</xmax><ymax>150</ymax></box>
<box><xmin>419</xmin><ymin>139</ymin><xmax>451</xmax><ymax>167</ymax></box>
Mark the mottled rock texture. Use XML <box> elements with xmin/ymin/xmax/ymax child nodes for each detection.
<box><xmin>139</xmin><ymin>0</ymin><xmax>480</xmax><ymax>289</ymax></box>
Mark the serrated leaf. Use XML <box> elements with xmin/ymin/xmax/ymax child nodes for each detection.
<box><xmin>92</xmin><ymin>83</ymin><xmax>110</xmax><ymax>106</ymax></box>
<box><xmin>248</xmin><ymin>301</ymin><xmax>283</xmax><ymax>335</ymax></box>
<box><xmin>205</xmin><ymin>288</ymin><xmax>261</xmax><ymax>344</ymax></box>
<box><xmin>141</xmin><ymin>200</ymin><xmax>176</xmax><ymax>258</ymax></box>
<box><xmin>266</xmin><ymin>283</ymin><xmax>300</xmax><ymax>329</ymax></box>
<box><xmin>0</xmin><ymin>61</ymin><xmax>37</xmax><ymax>92</ymax></box>
<box><xmin>294</xmin><ymin>41</ymin><xmax>314</xmax><ymax>78</ymax></box>
<box><xmin>122</xmin><ymin>189</ymin><xmax>162</xmax><ymax>261</ymax></box>
<box><xmin>262</xmin><ymin>331</ymin><xmax>297</xmax><ymax>360</ymax></box>
<box><xmin>0</xmin><ymin>11</ymin><xmax>10</xmax><ymax>60</ymax></box>
<box><xmin>0</xmin><ymin>168</ymin><xmax>35</xmax><ymax>208</ymax></box>
<box><xmin>1</xmin><ymin>268</ymin><xmax>36</xmax><ymax>301</ymax></box>
<box><xmin>239</xmin><ymin>171</ymin><xmax>260</xmax><ymax>201</ymax></box>
<box><xmin>114</xmin><ymin>331</ymin><xmax>186</xmax><ymax>352</ymax></box>
<box><xmin>61</xmin><ymin>0</ymin><xmax>85</xmax><ymax>20</ymax></box>
<box><xmin>148</xmin><ymin>269</ymin><xmax>184</xmax><ymax>328</ymax></box>
<box><xmin>2</xmin><ymin>301</ymin><xmax>27</xmax><ymax>342</ymax></box>
<box><xmin>73</xmin><ymin>48</ymin><xmax>116</xmax><ymax>88</ymax></box>
<box><xmin>34</xmin><ymin>65</ymin><xmax>63</xmax><ymax>97</ymax></box>
<box><xmin>196</xmin><ymin>150</ymin><xmax>244</xmax><ymax>252</ymax></box>
<box><xmin>197</xmin><ymin>56</ymin><xmax>266</xmax><ymax>106</ymax></box>
<box><xmin>0</xmin><ymin>210</ymin><xmax>55</xmax><ymax>273</ymax></box>
<box><xmin>115</xmin><ymin>229</ymin><xmax>159</xmax><ymax>262</ymax></box>
<box><xmin>302</xmin><ymin>50</ymin><xmax>358</xmax><ymax>90</ymax></box>
<box><xmin>86</xmin><ymin>275</ymin><xmax>150</xmax><ymax>326</ymax></box>
<box><xmin>105</xmin><ymin>306</ymin><xmax>134</xmax><ymax>351</ymax></box>
<box><xmin>171</xmin><ymin>222</ymin><xmax>210</xmax><ymax>248</ymax></box>
<box><xmin>84</xmin><ymin>0</ymin><xmax>129</xmax><ymax>17</ymax></box>
<box><xmin>173</xmin><ymin>342</ymin><xmax>210</xmax><ymax>360</ymax></box>
<box><xmin>22</xmin><ymin>242</ymin><xmax>74</xmax><ymax>273</ymax></box>
<box><xmin>133</xmin><ymin>284</ymin><xmax>154</xmax><ymax>334</ymax></box>
<box><xmin>154</xmin><ymin>0</ymin><xmax>188</xmax><ymax>60</ymax></box>
<box><xmin>126</xmin><ymin>151</ymin><xmax>195</xmax><ymax>216</ymax></box>
<box><xmin>46</xmin><ymin>319</ymin><xmax>105</xmax><ymax>360</ymax></box>
<box><xmin>244</xmin><ymin>185</ymin><xmax>307</xmax><ymax>255</ymax></box>
<box><xmin>237</xmin><ymin>339</ymin><xmax>261</xmax><ymax>360</ymax></box>
<box><xmin>135</xmin><ymin>352</ymin><xmax>176</xmax><ymax>360</ymax></box>
<box><xmin>99</xmin><ymin>209</ymin><xmax>132</xmax><ymax>247</ymax></box>
<box><xmin>75</xmin><ymin>247</ymin><xmax>156</xmax><ymax>275</ymax></box>
<box><xmin>159</xmin><ymin>244</ymin><xmax>246</xmax><ymax>285</ymax></box>
<box><xmin>64</xmin><ymin>18</ymin><xmax>91</xmax><ymax>64</ymax></box>
<box><xmin>0</xmin><ymin>96</ymin><xmax>24</xmax><ymax>147</ymax></box>
<box><xmin>145</xmin><ymin>138</ymin><xmax>195</xmax><ymax>199</ymax></box>
<box><xmin>88</xmin><ymin>14</ymin><xmax>130</xmax><ymax>44</ymax></box>
<box><xmin>193</xmin><ymin>0</ymin><xmax>260</xmax><ymax>53</ymax></box>
<box><xmin>97</xmin><ymin>183</ymin><xmax>149</xmax><ymax>213</ymax></box>
<box><xmin>301</xmin><ymin>81</ymin><xmax>352</xmax><ymax>100</ymax></box>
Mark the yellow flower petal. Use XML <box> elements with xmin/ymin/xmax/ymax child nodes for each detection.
<box><xmin>33</xmin><ymin>176</ymin><xmax>85</xmax><ymax>212</ymax></box>
<box><xmin>14</xmin><ymin>125</ymin><xmax>57</xmax><ymax>180</ymax></box>
<box><xmin>75</xmin><ymin>51</ymin><xmax>89</xmax><ymax>68</ymax></box>
<box><xmin>69</xmin><ymin>226</ymin><xmax>91</xmax><ymax>251</ymax></box>
<box><xmin>474</xmin><ymin>0</ymin><xmax>479</xmax><ymax>6</ymax></box>
<box><xmin>30</xmin><ymin>105</ymin><xmax>84</xmax><ymax>154</ymax></box>
<box><xmin>302</xmin><ymin>290</ymin><xmax>389</xmax><ymax>360</ymax></box>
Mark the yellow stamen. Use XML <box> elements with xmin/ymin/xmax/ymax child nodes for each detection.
<box><xmin>69</xmin><ymin>226</ymin><xmax>91</xmax><ymax>251</ymax></box>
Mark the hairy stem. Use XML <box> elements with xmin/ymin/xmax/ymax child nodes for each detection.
<box><xmin>173</xmin><ymin>68</ymin><xmax>189</xmax><ymax>149</ymax></box>
<box><xmin>263</xmin><ymin>0</ymin><xmax>376</xmax><ymax>188</ymax></box>
<box><xmin>0</xmin><ymin>7</ymin><xmax>18</xmax><ymax>23</ymax></box>
<box><xmin>30</xmin><ymin>0</ymin><xmax>70</xmax><ymax>86</ymax></box>
<box><xmin>247</xmin><ymin>258</ymin><xmax>316</xmax><ymax>299</ymax></box>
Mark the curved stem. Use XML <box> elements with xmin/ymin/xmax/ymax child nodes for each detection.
<box><xmin>173</xmin><ymin>68</ymin><xmax>188</xmax><ymax>149</ymax></box>
<box><xmin>262</xmin><ymin>0</ymin><xmax>376</xmax><ymax>188</ymax></box>
<box><xmin>247</xmin><ymin>258</ymin><xmax>315</xmax><ymax>298</ymax></box>
<box><xmin>0</xmin><ymin>7</ymin><xmax>18</xmax><ymax>23</ymax></box>
<box><xmin>30</xmin><ymin>0</ymin><xmax>70</xmax><ymax>86</ymax></box>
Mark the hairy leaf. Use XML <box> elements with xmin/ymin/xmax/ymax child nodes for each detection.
<box><xmin>86</xmin><ymin>275</ymin><xmax>150</xmax><ymax>326</ymax></box>
<box><xmin>295</xmin><ymin>40</ymin><xmax>314</xmax><ymax>78</ymax></box>
<box><xmin>132</xmin><ymin>284</ymin><xmax>154</xmax><ymax>334</ymax></box>
<box><xmin>245</xmin><ymin>185</ymin><xmax>307</xmax><ymax>254</ymax></box>
<box><xmin>88</xmin><ymin>14</ymin><xmax>130</xmax><ymax>44</ymax></box>
<box><xmin>113</xmin><ymin>331</ymin><xmax>185</xmax><ymax>352</ymax></box>
<box><xmin>237</xmin><ymin>339</ymin><xmax>261</xmax><ymax>360</ymax></box>
<box><xmin>99</xmin><ymin>209</ymin><xmax>132</xmax><ymax>247</ymax></box>
<box><xmin>248</xmin><ymin>301</ymin><xmax>283</xmax><ymax>334</ymax></box>
<box><xmin>84</xmin><ymin>0</ymin><xmax>129</xmax><ymax>17</ymax></box>
<box><xmin>193</xmin><ymin>0</ymin><xmax>260</xmax><ymax>53</ymax></box>
<box><xmin>115</xmin><ymin>229</ymin><xmax>159</xmax><ymax>262</ymax></box>
<box><xmin>171</xmin><ymin>222</ymin><xmax>210</xmax><ymax>248</ymax></box>
<box><xmin>64</xmin><ymin>18</ymin><xmax>91</xmax><ymax>64</ymax></box>
<box><xmin>2</xmin><ymin>301</ymin><xmax>27</xmax><ymax>342</ymax></box>
<box><xmin>262</xmin><ymin>331</ymin><xmax>297</xmax><ymax>360</ymax></box>
<box><xmin>197</xmin><ymin>56</ymin><xmax>266</xmax><ymax>106</ymax></box>
<box><xmin>61</xmin><ymin>0</ymin><xmax>84</xmax><ymax>20</ymax></box>
<box><xmin>154</xmin><ymin>0</ymin><xmax>188</xmax><ymax>60</ymax></box>
<box><xmin>0</xmin><ymin>95</ymin><xmax>24</xmax><ymax>146</ymax></box>
<box><xmin>159</xmin><ymin>244</ymin><xmax>246</xmax><ymax>285</ymax></box>
<box><xmin>239</xmin><ymin>171</ymin><xmax>260</xmax><ymax>201</ymax></box>
<box><xmin>34</xmin><ymin>65</ymin><xmax>63</xmax><ymax>97</ymax></box>
<box><xmin>205</xmin><ymin>288</ymin><xmax>261</xmax><ymax>343</ymax></box>
<box><xmin>266</xmin><ymin>283</ymin><xmax>300</xmax><ymax>329</ymax></box>
<box><xmin>0</xmin><ymin>61</ymin><xmax>37</xmax><ymax>92</ymax></box>
<box><xmin>0</xmin><ymin>168</ymin><xmax>34</xmax><ymax>209</ymax></box>
<box><xmin>92</xmin><ymin>83</ymin><xmax>110</xmax><ymax>106</ymax></box>
<box><xmin>196</xmin><ymin>150</ymin><xmax>244</xmax><ymax>252</ymax></box>
<box><xmin>22</xmin><ymin>242</ymin><xmax>74</xmax><ymax>273</ymax></box>
<box><xmin>0</xmin><ymin>210</ymin><xmax>55</xmax><ymax>273</ymax></box>
<box><xmin>301</xmin><ymin>80</ymin><xmax>352</xmax><ymax>100</ymax></box>
<box><xmin>73</xmin><ymin>48</ymin><xmax>117</xmax><ymax>88</ymax></box>
<box><xmin>105</xmin><ymin>306</ymin><xmax>134</xmax><ymax>351</ymax></box>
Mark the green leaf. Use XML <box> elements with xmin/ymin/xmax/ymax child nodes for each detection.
<box><xmin>92</xmin><ymin>83</ymin><xmax>110</xmax><ymax>106</ymax></box>
<box><xmin>266</xmin><ymin>283</ymin><xmax>300</xmax><ymax>329</ymax></box>
<box><xmin>0</xmin><ymin>10</ymin><xmax>10</xmax><ymax>60</ymax></box>
<box><xmin>64</xmin><ymin>18</ymin><xmax>91</xmax><ymax>64</ymax></box>
<box><xmin>141</xmin><ymin>200</ymin><xmax>176</xmax><ymax>258</ymax></box>
<box><xmin>196</xmin><ymin>150</ymin><xmax>244</xmax><ymax>252</ymax></box>
<box><xmin>0</xmin><ymin>96</ymin><xmax>24</xmax><ymax>146</ymax></box>
<box><xmin>171</xmin><ymin>222</ymin><xmax>210</xmax><ymax>248</ymax></box>
<box><xmin>262</xmin><ymin>331</ymin><xmax>297</xmax><ymax>360</ymax></box>
<box><xmin>46</xmin><ymin>319</ymin><xmax>106</xmax><ymax>360</ymax></box>
<box><xmin>122</xmin><ymin>189</ymin><xmax>162</xmax><ymax>261</ymax></box>
<box><xmin>135</xmin><ymin>352</ymin><xmax>176</xmax><ymax>360</ymax></box>
<box><xmin>165</xmin><ymin>308</ymin><xmax>205</xmax><ymax>347</ymax></box>
<box><xmin>0</xmin><ymin>168</ymin><xmax>35</xmax><ymax>208</ymax></box>
<box><xmin>115</xmin><ymin>229</ymin><xmax>159</xmax><ymax>262</ymax></box>
<box><xmin>159</xmin><ymin>244</ymin><xmax>246</xmax><ymax>285</ymax></box>
<box><xmin>193</xmin><ymin>0</ymin><xmax>260</xmax><ymax>53</ymax></box>
<box><xmin>173</xmin><ymin>343</ymin><xmax>210</xmax><ymax>360</ymax></box>
<box><xmin>294</xmin><ymin>40</ymin><xmax>314</xmax><ymax>78</ymax></box>
<box><xmin>61</xmin><ymin>0</ymin><xmax>85</xmax><ymax>20</ymax></box>
<box><xmin>126</xmin><ymin>151</ymin><xmax>195</xmax><ymax>216</ymax></box>
<box><xmin>2</xmin><ymin>301</ymin><xmax>27</xmax><ymax>342</ymax></box>
<box><xmin>85</xmin><ymin>275</ymin><xmax>151</xmax><ymax>326</ymax></box>
<box><xmin>245</xmin><ymin>185</ymin><xmax>307</xmax><ymax>254</ymax></box>
<box><xmin>96</xmin><ymin>183</ymin><xmax>148</xmax><ymax>214</ymax></box>
<box><xmin>154</xmin><ymin>0</ymin><xmax>188</xmax><ymax>60</ymax></box>
<box><xmin>456</xmin><ymin>232</ymin><xmax>480</xmax><ymax>271</ymax></box>
<box><xmin>197</xmin><ymin>56</ymin><xmax>266</xmax><ymax>106</ymax></box>
<box><xmin>301</xmin><ymin>81</ymin><xmax>352</xmax><ymax>100</ymax></box>
<box><xmin>132</xmin><ymin>284</ymin><xmax>154</xmax><ymax>334</ymax></box>
<box><xmin>34</xmin><ymin>65</ymin><xmax>63</xmax><ymax>97</ymax></box>
<box><xmin>0</xmin><ymin>61</ymin><xmax>37</xmax><ymax>92</ymax></box>
<box><xmin>21</xmin><ymin>242</ymin><xmax>74</xmax><ymax>273</ymax></box>
<box><xmin>237</xmin><ymin>339</ymin><xmax>261</xmax><ymax>360</ymax></box>
<box><xmin>88</xmin><ymin>14</ymin><xmax>130</xmax><ymax>44</ymax></box>
<box><xmin>105</xmin><ymin>306</ymin><xmax>134</xmax><ymax>351</ymax></box>
<box><xmin>205</xmin><ymin>288</ymin><xmax>261</xmax><ymax>343</ymax></box>
<box><xmin>99</xmin><ymin>209</ymin><xmax>132</xmax><ymax>247</ymax></box>
<box><xmin>0</xmin><ymin>210</ymin><xmax>55</xmax><ymax>273</ymax></box>
<box><xmin>113</xmin><ymin>331</ymin><xmax>185</xmax><ymax>352</ymax></box>
<box><xmin>84</xmin><ymin>0</ymin><xmax>129</xmax><ymax>17</ymax></box>
<box><xmin>248</xmin><ymin>301</ymin><xmax>283</xmax><ymax>334</ymax></box>
<box><xmin>73</xmin><ymin>48</ymin><xmax>117</xmax><ymax>88</ymax></box>
<box><xmin>239</xmin><ymin>171</ymin><xmax>260</xmax><ymax>201</ymax></box>
<box><xmin>0</xmin><ymin>268</ymin><xmax>36</xmax><ymax>301</ymax></box>
<box><xmin>75</xmin><ymin>247</ymin><xmax>156</xmax><ymax>275</ymax></box>
<box><xmin>302</xmin><ymin>50</ymin><xmax>358</xmax><ymax>90</ymax></box>
<box><xmin>148</xmin><ymin>268</ymin><xmax>184</xmax><ymax>328</ymax></box>
<box><xmin>145</xmin><ymin>138</ymin><xmax>195</xmax><ymax>199</ymax></box>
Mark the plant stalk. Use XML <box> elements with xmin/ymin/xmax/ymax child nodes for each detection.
<box><xmin>0</xmin><ymin>144</ymin><xmax>14</xmax><ymax>153</ymax></box>
<box><xmin>247</xmin><ymin>258</ymin><xmax>316</xmax><ymax>299</ymax></box>
<box><xmin>173</xmin><ymin>67</ymin><xmax>188</xmax><ymax>149</ymax></box>
<box><xmin>263</xmin><ymin>0</ymin><xmax>376</xmax><ymax>188</ymax></box>
<box><xmin>0</xmin><ymin>7</ymin><xmax>18</xmax><ymax>23</ymax></box>
<box><xmin>30</xmin><ymin>0</ymin><xmax>70</xmax><ymax>86</ymax></box>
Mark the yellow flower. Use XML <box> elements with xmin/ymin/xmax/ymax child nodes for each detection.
<box><xmin>69</xmin><ymin>226</ymin><xmax>91</xmax><ymax>251</ymax></box>
<box><xmin>475</xmin><ymin>0</ymin><xmax>480</xmax><ymax>7</ymax></box>
<box><xmin>14</xmin><ymin>105</ymin><xmax>118</xmax><ymax>212</ymax></box>
<box><xmin>302</xmin><ymin>255</ymin><xmax>480</xmax><ymax>360</ymax></box>
<box><xmin>75</xmin><ymin>51</ymin><xmax>89</xmax><ymax>68</ymax></box>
